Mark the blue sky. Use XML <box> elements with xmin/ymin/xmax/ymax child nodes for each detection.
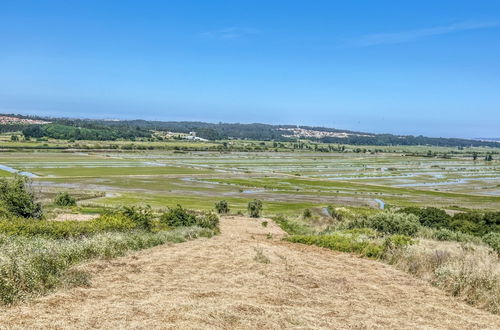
<box><xmin>1</xmin><ymin>0</ymin><xmax>499</xmax><ymax>138</ymax></box>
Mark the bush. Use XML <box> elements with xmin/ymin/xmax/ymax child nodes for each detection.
<box><xmin>195</xmin><ymin>212</ymin><xmax>220</xmax><ymax>231</ymax></box>
<box><xmin>160</xmin><ymin>205</ymin><xmax>197</xmax><ymax>227</ymax></box>
<box><xmin>348</xmin><ymin>212</ymin><xmax>421</xmax><ymax>236</ymax></box>
<box><xmin>450</xmin><ymin>211</ymin><xmax>500</xmax><ymax>236</ymax></box>
<box><xmin>483</xmin><ymin>232</ymin><xmax>500</xmax><ymax>254</ymax></box>
<box><xmin>286</xmin><ymin>234</ymin><xmax>383</xmax><ymax>259</ymax></box>
<box><xmin>54</xmin><ymin>192</ymin><xmax>77</xmax><ymax>207</ymax></box>
<box><xmin>248</xmin><ymin>199</ymin><xmax>263</xmax><ymax>218</ymax></box>
<box><xmin>272</xmin><ymin>215</ymin><xmax>312</xmax><ymax>235</ymax></box>
<box><xmin>215</xmin><ymin>200</ymin><xmax>230</xmax><ymax>214</ymax></box>
<box><xmin>120</xmin><ymin>205</ymin><xmax>154</xmax><ymax>231</ymax></box>
<box><xmin>0</xmin><ymin>176</ymin><xmax>42</xmax><ymax>219</ymax></box>
<box><xmin>160</xmin><ymin>205</ymin><xmax>219</xmax><ymax>231</ymax></box>
<box><xmin>327</xmin><ymin>206</ymin><xmax>343</xmax><ymax>220</ymax></box>
<box><xmin>0</xmin><ymin>214</ymin><xmax>137</xmax><ymax>239</ymax></box>
<box><xmin>398</xmin><ymin>207</ymin><xmax>450</xmax><ymax>228</ymax></box>
<box><xmin>303</xmin><ymin>208</ymin><xmax>312</xmax><ymax>218</ymax></box>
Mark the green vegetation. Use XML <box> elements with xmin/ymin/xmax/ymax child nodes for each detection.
<box><xmin>277</xmin><ymin>204</ymin><xmax>500</xmax><ymax>314</ymax></box>
<box><xmin>54</xmin><ymin>192</ymin><xmax>77</xmax><ymax>207</ymax></box>
<box><xmin>0</xmin><ymin>214</ymin><xmax>136</xmax><ymax>239</ymax></box>
<box><xmin>215</xmin><ymin>200</ymin><xmax>230</xmax><ymax>214</ymax></box>
<box><xmin>22</xmin><ymin>123</ymin><xmax>151</xmax><ymax>141</ymax></box>
<box><xmin>160</xmin><ymin>204</ymin><xmax>219</xmax><ymax>231</ymax></box>
<box><xmin>0</xmin><ymin>226</ymin><xmax>214</xmax><ymax>304</ymax></box>
<box><xmin>0</xmin><ymin>176</ymin><xmax>42</xmax><ymax>219</ymax></box>
<box><xmin>345</xmin><ymin>211</ymin><xmax>421</xmax><ymax>236</ymax></box>
<box><xmin>0</xmin><ymin>174</ymin><xmax>219</xmax><ymax>305</ymax></box>
<box><xmin>248</xmin><ymin>199</ymin><xmax>263</xmax><ymax>218</ymax></box>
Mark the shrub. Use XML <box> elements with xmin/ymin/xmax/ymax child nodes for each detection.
<box><xmin>0</xmin><ymin>176</ymin><xmax>42</xmax><ymax>219</ymax></box>
<box><xmin>350</xmin><ymin>212</ymin><xmax>421</xmax><ymax>236</ymax></box>
<box><xmin>303</xmin><ymin>208</ymin><xmax>312</xmax><ymax>218</ymax></box>
<box><xmin>398</xmin><ymin>207</ymin><xmax>450</xmax><ymax>228</ymax></box>
<box><xmin>54</xmin><ymin>192</ymin><xmax>77</xmax><ymax>207</ymax></box>
<box><xmin>120</xmin><ymin>205</ymin><xmax>154</xmax><ymax>231</ymax></box>
<box><xmin>160</xmin><ymin>205</ymin><xmax>219</xmax><ymax>231</ymax></box>
<box><xmin>0</xmin><ymin>214</ymin><xmax>136</xmax><ymax>239</ymax></box>
<box><xmin>195</xmin><ymin>212</ymin><xmax>220</xmax><ymax>231</ymax></box>
<box><xmin>215</xmin><ymin>200</ymin><xmax>230</xmax><ymax>214</ymax></box>
<box><xmin>327</xmin><ymin>206</ymin><xmax>343</xmax><ymax>220</ymax></box>
<box><xmin>272</xmin><ymin>215</ymin><xmax>312</xmax><ymax>235</ymax></box>
<box><xmin>160</xmin><ymin>205</ymin><xmax>197</xmax><ymax>227</ymax></box>
<box><xmin>483</xmin><ymin>232</ymin><xmax>500</xmax><ymax>254</ymax></box>
<box><xmin>383</xmin><ymin>235</ymin><xmax>415</xmax><ymax>250</ymax></box>
<box><xmin>286</xmin><ymin>234</ymin><xmax>383</xmax><ymax>259</ymax></box>
<box><xmin>248</xmin><ymin>199</ymin><xmax>263</xmax><ymax>218</ymax></box>
<box><xmin>450</xmin><ymin>211</ymin><xmax>500</xmax><ymax>236</ymax></box>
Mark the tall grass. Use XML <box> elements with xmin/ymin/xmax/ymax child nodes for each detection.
<box><xmin>387</xmin><ymin>240</ymin><xmax>500</xmax><ymax>314</ymax></box>
<box><xmin>278</xmin><ymin>213</ymin><xmax>500</xmax><ymax>314</ymax></box>
<box><xmin>0</xmin><ymin>226</ymin><xmax>215</xmax><ymax>305</ymax></box>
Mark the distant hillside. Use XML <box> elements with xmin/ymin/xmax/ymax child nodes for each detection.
<box><xmin>2</xmin><ymin>113</ymin><xmax>500</xmax><ymax>148</ymax></box>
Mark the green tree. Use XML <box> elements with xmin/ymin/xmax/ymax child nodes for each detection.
<box><xmin>54</xmin><ymin>192</ymin><xmax>77</xmax><ymax>207</ymax></box>
<box><xmin>215</xmin><ymin>200</ymin><xmax>230</xmax><ymax>214</ymax></box>
<box><xmin>248</xmin><ymin>199</ymin><xmax>263</xmax><ymax>218</ymax></box>
<box><xmin>0</xmin><ymin>176</ymin><xmax>43</xmax><ymax>219</ymax></box>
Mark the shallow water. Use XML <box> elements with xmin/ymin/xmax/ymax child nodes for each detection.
<box><xmin>0</xmin><ymin>164</ymin><xmax>38</xmax><ymax>177</ymax></box>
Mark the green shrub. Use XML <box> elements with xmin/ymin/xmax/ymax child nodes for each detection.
<box><xmin>483</xmin><ymin>232</ymin><xmax>500</xmax><ymax>253</ymax></box>
<box><xmin>349</xmin><ymin>212</ymin><xmax>421</xmax><ymax>236</ymax></box>
<box><xmin>383</xmin><ymin>235</ymin><xmax>415</xmax><ymax>250</ymax></box>
<box><xmin>160</xmin><ymin>205</ymin><xmax>197</xmax><ymax>227</ymax></box>
<box><xmin>327</xmin><ymin>205</ymin><xmax>343</xmax><ymax>220</ymax></box>
<box><xmin>398</xmin><ymin>207</ymin><xmax>450</xmax><ymax>228</ymax></box>
<box><xmin>0</xmin><ymin>176</ymin><xmax>42</xmax><ymax>219</ymax></box>
<box><xmin>272</xmin><ymin>215</ymin><xmax>312</xmax><ymax>235</ymax></box>
<box><xmin>286</xmin><ymin>234</ymin><xmax>383</xmax><ymax>259</ymax></box>
<box><xmin>215</xmin><ymin>200</ymin><xmax>230</xmax><ymax>214</ymax></box>
<box><xmin>195</xmin><ymin>212</ymin><xmax>220</xmax><ymax>231</ymax></box>
<box><xmin>54</xmin><ymin>192</ymin><xmax>77</xmax><ymax>207</ymax></box>
<box><xmin>450</xmin><ymin>211</ymin><xmax>500</xmax><ymax>236</ymax></box>
<box><xmin>0</xmin><ymin>214</ymin><xmax>136</xmax><ymax>239</ymax></box>
<box><xmin>303</xmin><ymin>208</ymin><xmax>312</xmax><ymax>218</ymax></box>
<box><xmin>160</xmin><ymin>205</ymin><xmax>219</xmax><ymax>231</ymax></box>
<box><xmin>248</xmin><ymin>199</ymin><xmax>263</xmax><ymax>218</ymax></box>
<box><xmin>120</xmin><ymin>205</ymin><xmax>154</xmax><ymax>231</ymax></box>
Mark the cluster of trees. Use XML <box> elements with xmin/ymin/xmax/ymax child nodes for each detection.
<box><xmin>0</xmin><ymin>176</ymin><xmax>43</xmax><ymax>219</ymax></box>
<box><xmin>4</xmin><ymin>113</ymin><xmax>500</xmax><ymax>148</ymax></box>
<box><xmin>398</xmin><ymin>207</ymin><xmax>500</xmax><ymax>237</ymax></box>
<box><xmin>22</xmin><ymin>123</ymin><xmax>151</xmax><ymax>141</ymax></box>
<box><xmin>320</xmin><ymin>134</ymin><xmax>500</xmax><ymax>148</ymax></box>
<box><xmin>214</xmin><ymin>199</ymin><xmax>263</xmax><ymax>218</ymax></box>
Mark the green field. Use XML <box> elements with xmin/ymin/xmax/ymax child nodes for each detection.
<box><xmin>0</xmin><ymin>147</ymin><xmax>498</xmax><ymax>213</ymax></box>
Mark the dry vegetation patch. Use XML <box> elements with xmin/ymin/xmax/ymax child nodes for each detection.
<box><xmin>0</xmin><ymin>216</ymin><xmax>499</xmax><ymax>329</ymax></box>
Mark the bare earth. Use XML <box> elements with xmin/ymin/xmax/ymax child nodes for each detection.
<box><xmin>1</xmin><ymin>216</ymin><xmax>499</xmax><ymax>329</ymax></box>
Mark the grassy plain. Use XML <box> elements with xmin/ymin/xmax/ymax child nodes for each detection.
<box><xmin>0</xmin><ymin>145</ymin><xmax>498</xmax><ymax>213</ymax></box>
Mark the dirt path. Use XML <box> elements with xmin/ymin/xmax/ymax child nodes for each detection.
<box><xmin>1</xmin><ymin>216</ymin><xmax>499</xmax><ymax>329</ymax></box>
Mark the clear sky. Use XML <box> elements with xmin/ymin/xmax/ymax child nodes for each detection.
<box><xmin>1</xmin><ymin>0</ymin><xmax>499</xmax><ymax>138</ymax></box>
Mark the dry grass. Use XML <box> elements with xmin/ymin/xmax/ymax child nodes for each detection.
<box><xmin>51</xmin><ymin>213</ymin><xmax>99</xmax><ymax>222</ymax></box>
<box><xmin>0</xmin><ymin>216</ymin><xmax>499</xmax><ymax>329</ymax></box>
<box><xmin>389</xmin><ymin>239</ymin><xmax>500</xmax><ymax>314</ymax></box>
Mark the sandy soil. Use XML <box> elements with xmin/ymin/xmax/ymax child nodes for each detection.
<box><xmin>1</xmin><ymin>216</ymin><xmax>499</xmax><ymax>329</ymax></box>
<box><xmin>51</xmin><ymin>213</ymin><xmax>100</xmax><ymax>222</ymax></box>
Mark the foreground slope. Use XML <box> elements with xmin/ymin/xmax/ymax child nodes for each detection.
<box><xmin>1</xmin><ymin>216</ymin><xmax>499</xmax><ymax>329</ymax></box>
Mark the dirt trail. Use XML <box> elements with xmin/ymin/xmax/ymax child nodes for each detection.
<box><xmin>1</xmin><ymin>216</ymin><xmax>499</xmax><ymax>329</ymax></box>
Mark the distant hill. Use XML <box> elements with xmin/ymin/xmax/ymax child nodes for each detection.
<box><xmin>2</xmin><ymin>113</ymin><xmax>500</xmax><ymax>148</ymax></box>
